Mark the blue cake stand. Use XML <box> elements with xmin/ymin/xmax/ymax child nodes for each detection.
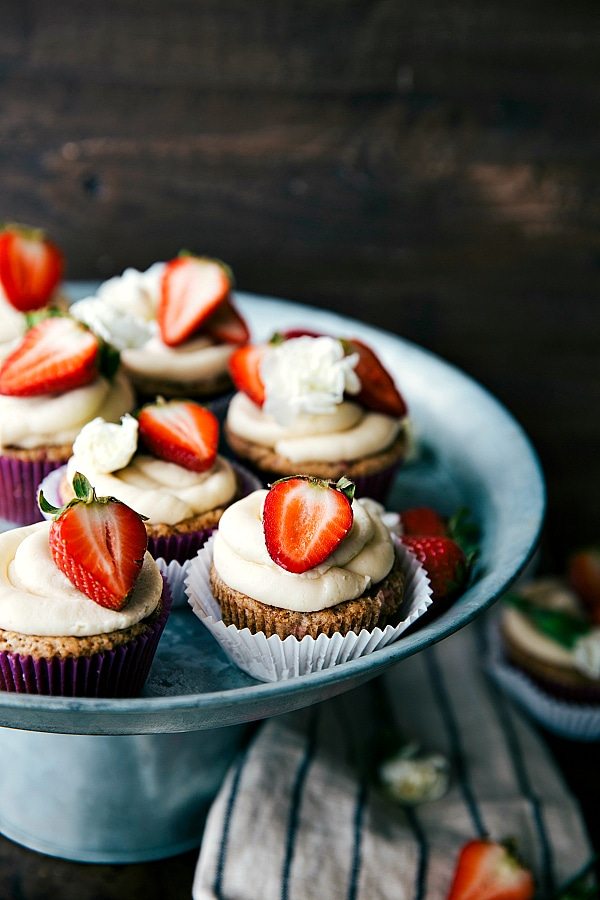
<box><xmin>0</xmin><ymin>289</ymin><xmax>545</xmax><ymax>862</ymax></box>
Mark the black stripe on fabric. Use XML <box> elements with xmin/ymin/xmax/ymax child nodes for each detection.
<box><xmin>281</xmin><ymin>708</ymin><xmax>320</xmax><ymax>900</ymax></box>
<box><xmin>475</xmin><ymin>621</ymin><xmax>556</xmax><ymax>896</ymax></box>
<box><xmin>425</xmin><ymin>645</ymin><xmax>487</xmax><ymax>837</ymax></box>
<box><xmin>347</xmin><ymin>779</ymin><xmax>368</xmax><ymax>900</ymax></box>
<box><xmin>404</xmin><ymin>806</ymin><xmax>428</xmax><ymax>900</ymax></box>
<box><xmin>213</xmin><ymin>733</ymin><xmax>256</xmax><ymax>900</ymax></box>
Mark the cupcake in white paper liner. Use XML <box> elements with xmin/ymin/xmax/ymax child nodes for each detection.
<box><xmin>184</xmin><ymin>534</ymin><xmax>432</xmax><ymax>683</ymax></box>
<box><xmin>486</xmin><ymin>618</ymin><xmax>600</xmax><ymax>742</ymax></box>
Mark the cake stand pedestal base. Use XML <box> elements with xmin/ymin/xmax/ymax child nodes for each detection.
<box><xmin>0</xmin><ymin>724</ymin><xmax>246</xmax><ymax>863</ymax></box>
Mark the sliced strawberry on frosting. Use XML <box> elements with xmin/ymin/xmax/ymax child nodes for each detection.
<box><xmin>263</xmin><ymin>476</ymin><xmax>355</xmax><ymax>574</ymax></box>
<box><xmin>0</xmin><ymin>224</ymin><xmax>64</xmax><ymax>312</ymax></box>
<box><xmin>447</xmin><ymin>839</ymin><xmax>535</xmax><ymax>900</ymax></box>
<box><xmin>0</xmin><ymin>315</ymin><xmax>99</xmax><ymax>396</ymax></box>
<box><xmin>138</xmin><ymin>398</ymin><xmax>219</xmax><ymax>472</ymax></box>
<box><xmin>204</xmin><ymin>296</ymin><xmax>250</xmax><ymax>346</ymax></box>
<box><xmin>345</xmin><ymin>338</ymin><xmax>407</xmax><ymax>418</ymax></box>
<box><xmin>158</xmin><ymin>255</ymin><xmax>231</xmax><ymax>347</ymax></box>
<box><xmin>229</xmin><ymin>344</ymin><xmax>266</xmax><ymax>407</ymax></box>
<box><xmin>40</xmin><ymin>473</ymin><xmax>148</xmax><ymax>611</ymax></box>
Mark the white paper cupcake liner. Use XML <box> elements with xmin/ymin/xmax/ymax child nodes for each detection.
<box><xmin>184</xmin><ymin>534</ymin><xmax>432</xmax><ymax>682</ymax></box>
<box><xmin>486</xmin><ymin>618</ymin><xmax>600</xmax><ymax>742</ymax></box>
<box><xmin>156</xmin><ymin>557</ymin><xmax>189</xmax><ymax>609</ymax></box>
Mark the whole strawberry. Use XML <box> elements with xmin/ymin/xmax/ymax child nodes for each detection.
<box><xmin>39</xmin><ymin>472</ymin><xmax>148</xmax><ymax>611</ymax></box>
<box><xmin>401</xmin><ymin>506</ymin><xmax>447</xmax><ymax>537</ymax></box>
<box><xmin>568</xmin><ymin>548</ymin><xmax>600</xmax><ymax>624</ymax></box>
<box><xmin>402</xmin><ymin>534</ymin><xmax>467</xmax><ymax>601</ymax></box>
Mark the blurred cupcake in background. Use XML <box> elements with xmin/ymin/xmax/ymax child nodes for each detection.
<box><xmin>224</xmin><ymin>333</ymin><xmax>409</xmax><ymax>502</ymax></box>
<box><xmin>0</xmin><ymin>313</ymin><xmax>134</xmax><ymax>525</ymax></box>
<box><xmin>71</xmin><ymin>253</ymin><xmax>249</xmax><ymax>403</ymax></box>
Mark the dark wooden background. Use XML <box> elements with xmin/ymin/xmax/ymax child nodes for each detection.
<box><xmin>0</xmin><ymin>2</ymin><xmax>599</xmax><ymax>895</ymax></box>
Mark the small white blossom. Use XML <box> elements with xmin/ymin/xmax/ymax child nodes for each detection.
<box><xmin>379</xmin><ymin>743</ymin><xmax>450</xmax><ymax>805</ymax></box>
<box><xmin>72</xmin><ymin>415</ymin><xmax>138</xmax><ymax>474</ymax></box>
<box><xmin>261</xmin><ymin>336</ymin><xmax>361</xmax><ymax>425</ymax></box>
<box><xmin>71</xmin><ymin>297</ymin><xmax>153</xmax><ymax>350</ymax></box>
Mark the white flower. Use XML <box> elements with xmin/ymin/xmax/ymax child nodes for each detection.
<box><xmin>70</xmin><ymin>297</ymin><xmax>153</xmax><ymax>350</ymax></box>
<box><xmin>97</xmin><ymin>263</ymin><xmax>164</xmax><ymax>323</ymax></box>
<box><xmin>573</xmin><ymin>629</ymin><xmax>600</xmax><ymax>680</ymax></box>
<box><xmin>379</xmin><ymin>743</ymin><xmax>450</xmax><ymax>805</ymax></box>
<box><xmin>261</xmin><ymin>336</ymin><xmax>361</xmax><ymax>425</ymax></box>
<box><xmin>72</xmin><ymin>415</ymin><xmax>138</xmax><ymax>474</ymax></box>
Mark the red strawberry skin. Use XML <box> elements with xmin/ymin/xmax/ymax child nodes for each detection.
<box><xmin>263</xmin><ymin>476</ymin><xmax>353</xmax><ymax>574</ymax></box>
<box><xmin>568</xmin><ymin>548</ymin><xmax>600</xmax><ymax>624</ymax></box>
<box><xmin>158</xmin><ymin>255</ymin><xmax>231</xmax><ymax>347</ymax></box>
<box><xmin>0</xmin><ymin>316</ymin><xmax>99</xmax><ymax>397</ymax></box>
<box><xmin>229</xmin><ymin>344</ymin><xmax>266</xmax><ymax>407</ymax></box>
<box><xmin>347</xmin><ymin>339</ymin><xmax>407</xmax><ymax>417</ymax></box>
<box><xmin>0</xmin><ymin>225</ymin><xmax>64</xmax><ymax>312</ymax></box>
<box><xmin>204</xmin><ymin>297</ymin><xmax>249</xmax><ymax>346</ymax></box>
<box><xmin>401</xmin><ymin>507</ymin><xmax>447</xmax><ymax>537</ymax></box>
<box><xmin>138</xmin><ymin>400</ymin><xmax>219</xmax><ymax>473</ymax></box>
<box><xmin>50</xmin><ymin>499</ymin><xmax>148</xmax><ymax>611</ymax></box>
<box><xmin>402</xmin><ymin>535</ymin><xmax>466</xmax><ymax>600</ymax></box>
<box><xmin>447</xmin><ymin>840</ymin><xmax>535</xmax><ymax>900</ymax></box>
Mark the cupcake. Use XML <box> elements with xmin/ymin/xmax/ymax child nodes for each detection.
<box><xmin>0</xmin><ymin>223</ymin><xmax>66</xmax><ymax>362</ymax></box>
<box><xmin>0</xmin><ymin>314</ymin><xmax>135</xmax><ymax>525</ymax></box>
<box><xmin>53</xmin><ymin>398</ymin><xmax>259</xmax><ymax>563</ymax></box>
<box><xmin>224</xmin><ymin>334</ymin><xmax>409</xmax><ymax>502</ymax></box>
<box><xmin>208</xmin><ymin>476</ymin><xmax>406</xmax><ymax>639</ymax></box>
<box><xmin>500</xmin><ymin>579</ymin><xmax>600</xmax><ymax>703</ymax></box>
<box><xmin>0</xmin><ymin>474</ymin><xmax>169</xmax><ymax>697</ymax></box>
<box><xmin>71</xmin><ymin>254</ymin><xmax>249</xmax><ymax>402</ymax></box>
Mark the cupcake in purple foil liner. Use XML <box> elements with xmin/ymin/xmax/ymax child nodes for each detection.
<box><xmin>0</xmin><ymin>450</ymin><xmax>70</xmax><ymax>525</ymax></box>
<box><xmin>38</xmin><ymin>460</ymin><xmax>262</xmax><ymax>564</ymax></box>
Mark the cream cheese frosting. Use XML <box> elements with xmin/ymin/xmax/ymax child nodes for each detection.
<box><xmin>212</xmin><ymin>490</ymin><xmax>396</xmax><ymax>612</ymax></box>
<box><xmin>121</xmin><ymin>335</ymin><xmax>235</xmax><ymax>383</ymax></box>
<box><xmin>227</xmin><ymin>392</ymin><xmax>402</xmax><ymax>463</ymax></box>
<box><xmin>0</xmin><ymin>372</ymin><xmax>135</xmax><ymax>450</ymax></box>
<box><xmin>66</xmin><ymin>454</ymin><xmax>238</xmax><ymax>526</ymax></box>
<box><xmin>0</xmin><ymin>522</ymin><xmax>162</xmax><ymax>637</ymax></box>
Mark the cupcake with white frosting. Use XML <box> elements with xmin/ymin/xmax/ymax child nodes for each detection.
<box><xmin>0</xmin><ymin>475</ymin><xmax>170</xmax><ymax>697</ymax></box>
<box><xmin>207</xmin><ymin>477</ymin><xmax>406</xmax><ymax>638</ymax></box>
<box><xmin>71</xmin><ymin>254</ymin><xmax>249</xmax><ymax>403</ymax></box>
<box><xmin>0</xmin><ymin>314</ymin><xmax>135</xmax><ymax>525</ymax></box>
<box><xmin>225</xmin><ymin>334</ymin><xmax>409</xmax><ymax>502</ymax></box>
<box><xmin>44</xmin><ymin>400</ymin><xmax>260</xmax><ymax>563</ymax></box>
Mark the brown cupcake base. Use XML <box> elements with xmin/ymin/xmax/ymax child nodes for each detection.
<box><xmin>224</xmin><ymin>424</ymin><xmax>408</xmax><ymax>481</ymax></box>
<box><xmin>209</xmin><ymin>558</ymin><xmax>405</xmax><ymax>639</ymax></box>
<box><xmin>126</xmin><ymin>369</ymin><xmax>232</xmax><ymax>402</ymax></box>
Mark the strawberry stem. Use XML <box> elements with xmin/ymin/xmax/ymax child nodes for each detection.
<box><xmin>72</xmin><ymin>472</ymin><xmax>96</xmax><ymax>503</ymax></box>
<box><xmin>335</xmin><ymin>476</ymin><xmax>356</xmax><ymax>503</ymax></box>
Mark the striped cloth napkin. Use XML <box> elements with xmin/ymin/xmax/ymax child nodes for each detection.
<box><xmin>193</xmin><ymin>621</ymin><xmax>594</xmax><ymax>899</ymax></box>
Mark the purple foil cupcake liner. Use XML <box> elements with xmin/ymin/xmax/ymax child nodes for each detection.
<box><xmin>0</xmin><ymin>453</ymin><xmax>69</xmax><ymax>526</ymax></box>
<box><xmin>0</xmin><ymin>577</ymin><xmax>172</xmax><ymax>698</ymax></box>
<box><xmin>38</xmin><ymin>461</ymin><xmax>262</xmax><ymax>564</ymax></box>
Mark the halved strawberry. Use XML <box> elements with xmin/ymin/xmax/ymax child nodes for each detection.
<box><xmin>40</xmin><ymin>473</ymin><xmax>148</xmax><ymax>611</ymax></box>
<box><xmin>0</xmin><ymin>224</ymin><xmax>64</xmax><ymax>312</ymax></box>
<box><xmin>263</xmin><ymin>476</ymin><xmax>355</xmax><ymax>574</ymax></box>
<box><xmin>344</xmin><ymin>339</ymin><xmax>407</xmax><ymax>417</ymax></box>
<box><xmin>401</xmin><ymin>507</ymin><xmax>447</xmax><ymax>537</ymax></box>
<box><xmin>0</xmin><ymin>315</ymin><xmax>99</xmax><ymax>396</ymax></box>
<box><xmin>158</xmin><ymin>255</ymin><xmax>231</xmax><ymax>347</ymax></box>
<box><xmin>447</xmin><ymin>839</ymin><xmax>534</xmax><ymax>900</ymax></box>
<box><xmin>229</xmin><ymin>344</ymin><xmax>266</xmax><ymax>407</ymax></box>
<box><xmin>204</xmin><ymin>296</ymin><xmax>250</xmax><ymax>346</ymax></box>
<box><xmin>138</xmin><ymin>399</ymin><xmax>219</xmax><ymax>472</ymax></box>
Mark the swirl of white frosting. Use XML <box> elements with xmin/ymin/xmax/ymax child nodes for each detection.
<box><xmin>227</xmin><ymin>392</ymin><xmax>402</xmax><ymax>464</ymax></box>
<box><xmin>0</xmin><ymin>522</ymin><xmax>162</xmax><ymax>637</ymax></box>
<box><xmin>261</xmin><ymin>336</ymin><xmax>360</xmax><ymax>425</ymax></box>
<box><xmin>0</xmin><ymin>372</ymin><xmax>135</xmax><ymax>450</ymax></box>
<box><xmin>212</xmin><ymin>490</ymin><xmax>396</xmax><ymax>612</ymax></box>
<box><xmin>0</xmin><ymin>291</ymin><xmax>25</xmax><ymax>346</ymax></box>
<box><xmin>66</xmin><ymin>453</ymin><xmax>238</xmax><ymax>526</ymax></box>
<box><xmin>72</xmin><ymin>415</ymin><xmax>138</xmax><ymax>474</ymax></box>
<box><xmin>121</xmin><ymin>335</ymin><xmax>235</xmax><ymax>382</ymax></box>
